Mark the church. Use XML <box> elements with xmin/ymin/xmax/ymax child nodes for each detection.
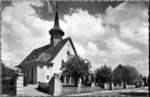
<box><xmin>17</xmin><ymin>6</ymin><xmax>78</xmax><ymax>84</ymax></box>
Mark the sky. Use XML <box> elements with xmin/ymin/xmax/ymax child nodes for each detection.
<box><xmin>1</xmin><ymin>1</ymin><xmax>149</xmax><ymax>76</ymax></box>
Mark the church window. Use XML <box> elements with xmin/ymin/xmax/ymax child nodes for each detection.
<box><xmin>62</xmin><ymin>60</ymin><xmax>64</xmax><ymax>66</ymax></box>
<box><xmin>47</xmin><ymin>76</ymin><xmax>49</xmax><ymax>80</ymax></box>
<box><xmin>67</xmin><ymin>51</ymin><xmax>70</xmax><ymax>55</ymax></box>
<box><xmin>40</xmin><ymin>66</ymin><xmax>43</xmax><ymax>69</ymax></box>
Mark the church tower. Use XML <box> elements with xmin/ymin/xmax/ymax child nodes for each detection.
<box><xmin>49</xmin><ymin>3</ymin><xmax>64</xmax><ymax>47</ymax></box>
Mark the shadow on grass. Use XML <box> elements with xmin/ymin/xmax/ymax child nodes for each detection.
<box><xmin>120</xmin><ymin>92</ymin><xmax>149</xmax><ymax>96</ymax></box>
<box><xmin>36</xmin><ymin>87</ymin><xmax>49</xmax><ymax>94</ymax></box>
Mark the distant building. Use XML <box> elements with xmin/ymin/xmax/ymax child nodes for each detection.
<box><xmin>135</xmin><ymin>74</ymin><xmax>148</xmax><ymax>87</ymax></box>
<box><xmin>17</xmin><ymin>7</ymin><xmax>77</xmax><ymax>84</ymax></box>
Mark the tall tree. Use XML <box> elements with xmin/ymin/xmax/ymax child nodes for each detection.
<box><xmin>113</xmin><ymin>64</ymin><xmax>139</xmax><ymax>84</ymax></box>
<box><xmin>95</xmin><ymin>65</ymin><xmax>113</xmax><ymax>84</ymax></box>
<box><xmin>62</xmin><ymin>55</ymin><xmax>91</xmax><ymax>85</ymax></box>
<box><xmin>2</xmin><ymin>63</ymin><xmax>16</xmax><ymax>79</ymax></box>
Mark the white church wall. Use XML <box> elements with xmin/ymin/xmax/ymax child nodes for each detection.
<box><xmin>52</xmin><ymin>40</ymin><xmax>76</xmax><ymax>75</ymax></box>
<box><xmin>45</xmin><ymin>66</ymin><xmax>52</xmax><ymax>82</ymax></box>
<box><xmin>37</xmin><ymin>65</ymin><xmax>53</xmax><ymax>83</ymax></box>
<box><xmin>37</xmin><ymin>65</ymin><xmax>46</xmax><ymax>83</ymax></box>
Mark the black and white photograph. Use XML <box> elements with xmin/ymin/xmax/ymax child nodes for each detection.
<box><xmin>0</xmin><ymin>0</ymin><xmax>149</xmax><ymax>96</ymax></box>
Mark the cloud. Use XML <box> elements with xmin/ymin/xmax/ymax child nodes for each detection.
<box><xmin>104</xmin><ymin>2</ymin><xmax>149</xmax><ymax>45</ymax></box>
<box><xmin>1</xmin><ymin>1</ymin><xmax>148</xmax><ymax>76</ymax></box>
<box><xmin>105</xmin><ymin>37</ymin><xmax>141</xmax><ymax>56</ymax></box>
<box><xmin>87</xmin><ymin>42</ymin><xmax>106</xmax><ymax>56</ymax></box>
<box><xmin>131</xmin><ymin>59</ymin><xmax>149</xmax><ymax>76</ymax></box>
<box><xmin>2</xmin><ymin>1</ymin><xmax>51</xmax><ymax>67</ymax></box>
<box><xmin>74</xmin><ymin>43</ymin><xmax>86</xmax><ymax>58</ymax></box>
<box><xmin>63</xmin><ymin>8</ymin><xmax>105</xmax><ymax>44</ymax></box>
<box><xmin>119</xmin><ymin>22</ymin><xmax>148</xmax><ymax>45</ymax></box>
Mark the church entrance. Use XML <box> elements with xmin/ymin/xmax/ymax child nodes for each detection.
<box><xmin>31</xmin><ymin>68</ymin><xmax>34</xmax><ymax>84</ymax></box>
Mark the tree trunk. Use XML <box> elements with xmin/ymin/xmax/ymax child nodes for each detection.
<box><xmin>74</xmin><ymin>77</ymin><xmax>78</xmax><ymax>86</ymax></box>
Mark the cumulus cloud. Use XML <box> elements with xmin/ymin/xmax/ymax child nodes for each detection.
<box><xmin>2</xmin><ymin>1</ymin><xmax>52</xmax><ymax>67</ymax></box>
<box><xmin>1</xmin><ymin>1</ymin><xmax>148</xmax><ymax>76</ymax></box>
<box><xmin>105</xmin><ymin>37</ymin><xmax>141</xmax><ymax>55</ymax></box>
<box><xmin>87</xmin><ymin>42</ymin><xmax>106</xmax><ymax>56</ymax></box>
<box><xmin>63</xmin><ymin>8</ymin><xmax>105</xmax><ymax>44</ymax></box>
<box><xmin>74</xmin><ymin>43</ymin><xmax>86</xmax><ymax>58</ymax></box>
<box><xmin>131</xmin><ymin>59</ymin><xmax>149</xmax><ymax>76</ymax></box>
<box><xmin>104</xmin><ymin>2</ymin><xmax>149</xmax><ymax>45</ymax></box>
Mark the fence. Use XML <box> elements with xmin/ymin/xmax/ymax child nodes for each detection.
<box><xmin>2</xmin><ymin>72</ymin><xmax>24</xmax><ymax>96</ymax></box>
<box><xmin>2</xmin><ymin>78</ymin><xmax>15</xmax><ymax>95</ymax></box>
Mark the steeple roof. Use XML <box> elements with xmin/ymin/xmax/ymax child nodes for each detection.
<box><xmin>49</xmin><ymin>2</ymin><xmax>64</xmax><ymax>36</ymax></box>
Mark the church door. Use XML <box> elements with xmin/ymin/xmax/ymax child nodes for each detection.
<box><xmin>31</xmin><ymin>68</ymin><xmax>34</xmax><ymax>84</ymax></box>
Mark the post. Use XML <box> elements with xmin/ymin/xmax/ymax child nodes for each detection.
<box><xmin>110</xmin><ymin>82</ymin><xmax>114</xmax><ymax>90</ymax></box>
<box><xmin>91</xmin><ymin>82</ymin><xmax>95</xmax><ymax>91</ymax></box>
<box><xmin>117</xmin><ymin>83</ymin><xmax>120</xmax><ymax>89</ymax></box>
<box><xmin>64</xmin><ymin>76</ymin><xmax>66</xmax><ymax>84</ymax></box>
<box><xmin>104</xmin><ymin>83</ymin><xmax>108</xmax><ymax>89</ymax></box>
<box><xmin>15</xmin><ymin>73</ymin><xmax>24</xmax><ymax>96</ymax></box>
<box><xmin>123</xmin><ymin>81</ymin><xmax>127</xmax><ymax>89</ymax></box>
<box><xmin>49</xmin><ymin>73</ymin><xmax>62</xmax><ymax>96</ymax></box>
<box><xmin>121</xmin><ymin>82</ymin><xmax>124</xmax><ymax>89</ymax></box>
<box><xmin>77</xmin><ymin>78</ymin><xmax>81</xmax><ymax>93</ymax></box>
<box><xmin>69</xmin><ymin>77</ymin><xmax>72</xmax><ymax>84</ymax></box>
<box><xmin>0</xmin><ymin>1</ymin><xmax>2</xmax><ymax>95</ymax></box>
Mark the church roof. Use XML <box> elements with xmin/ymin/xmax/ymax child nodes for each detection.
<box><xmin>17</xmin><ymin>37</ymin><xmax>77</xmax><ymax>67</ymax></box>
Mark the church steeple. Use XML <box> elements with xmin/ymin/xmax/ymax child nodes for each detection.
<box><xmin>49</xmin><ymin>2</ymin><xmax>64</xmax><ymax>47</ymax></box>
<box><xmin>53</xmin><ymin>3</ymin><xmax>59</xmax><ymax>28</ymax></box>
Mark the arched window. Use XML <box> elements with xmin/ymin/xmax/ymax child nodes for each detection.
<box><xmin>67</xmin><ymin>51</ymin><xmax>70</xmax><ymax>56</ymax></box>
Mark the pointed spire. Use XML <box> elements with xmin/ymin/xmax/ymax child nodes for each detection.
<box><xmin>54</xmin><ymin>2</ymin><xmax>60</xmax><ymax>28</ymax></box>
<box><xmin>49</xmin><ymin>1</ymin><xmax>64</xmax><ymax>36</ymax></box>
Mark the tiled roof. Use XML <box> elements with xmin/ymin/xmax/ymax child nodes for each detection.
<box><xmin>17</xmin><ymin>37</ymin><xmax>77</xmax><ymax>67</ymax></box>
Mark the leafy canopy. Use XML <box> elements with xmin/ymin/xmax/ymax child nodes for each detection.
<box><xmin>62</xmin><ymin>55</ymin><xmax>91</xmax><ymax>79</ymax></box>
<box><xmin>113</xmin><ymin>64</ymin><xmax>139</xmax><ymax>84</ymax></box>
<box><xmin>95</xmin><ymin>65</ymin><xmax>113</xmax><ymax>83</ymax></box>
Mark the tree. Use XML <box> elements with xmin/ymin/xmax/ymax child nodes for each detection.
<box><xmin>112</xmin><ymin>64</ymin><xmax>123</xmax><ymax>84</ymax></box>
<box><xmin>95</xmin><ymin>65</ymin><xmax>113</xmax><ymax>84</ymax></box>
<box><xmin>113</xmin><ymin>64</ymin><xmax>139</xmax><ymax>84</ymax></box>
<box><xmin>62</xmin><ymin>55</ymin><xmax>91</xmax><ymax>85</ymax></box>
<box><xmin>2</xmin><ymin>63</ymin><xmax>16</xmax><ymax>79</ymax></box>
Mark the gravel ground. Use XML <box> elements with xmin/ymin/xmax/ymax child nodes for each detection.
<box><xmin>23</xmin><ymin>84</ymin><xmax>51</xmax><ymax>96</ymax></box>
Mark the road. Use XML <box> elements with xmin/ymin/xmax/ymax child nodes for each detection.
<box><xmin>67</xmin><ymin>87</ymin><xmax>149</xmax><ymax>97</ymax></box>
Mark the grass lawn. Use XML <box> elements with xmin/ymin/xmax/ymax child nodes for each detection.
<box><xmin>62</xmin><ymin>85</ymin><xmax>103</xmax><ymax>95</ymax></box>
<box><xmin>120</xmin><ymin>92</ymin><xmax>149</xmax><ymax>97</ymax></box>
